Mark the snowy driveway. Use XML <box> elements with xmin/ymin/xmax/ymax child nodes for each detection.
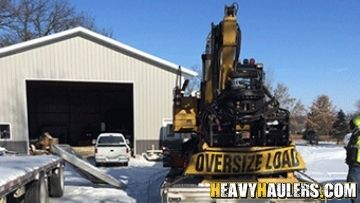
<box><xmin>103</xmin><ymin>158</ymin><xmax>169</xmax><ymax>203</ymax></box>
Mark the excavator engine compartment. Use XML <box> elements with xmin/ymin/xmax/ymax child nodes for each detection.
<box><xmin>200</xmin><ymin>59</ymin><xmax>291</xmax><ymax>148</ymax></box>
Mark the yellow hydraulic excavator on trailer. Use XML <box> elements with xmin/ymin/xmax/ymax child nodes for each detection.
<box><xmin>161</xmin><ymin>3</ymin><xmax>317</xmax><ymax>203</ymax></box>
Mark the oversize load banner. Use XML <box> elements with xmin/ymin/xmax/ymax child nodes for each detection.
<box><xmin>185</xmin><ymin>146</ymin><xmax>305</xmax><ymax>175</ymax></box>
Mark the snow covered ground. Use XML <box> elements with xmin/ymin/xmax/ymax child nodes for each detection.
<box><xmin>50</xmin><ymin>156</ymin><xmax>168</xmax><ymax>203</ymax></box>
<box><xmin>297</xmin><ymin>143</ymin><xmax>351</xmax><ymax>203</ymax></box>
<box><xmin>50</xmin><ymin>164</ymin><xmax>135</xmax><ymax>203</ymax></box>
<box><xmin>296</xmin><ymin>143</ymin><xmax>348</xmax><ymax>183</ymax></box>
<box><xmin>104</xmin><ymin>157</ymin><xmax>169</xmax><ymax>203</ymax></box>
<box><xmin>51</xmin><ymin>144</ymin><xmax>350</xmax><ymax>203</ymax></box>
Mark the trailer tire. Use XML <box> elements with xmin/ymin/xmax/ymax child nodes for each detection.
<box><xmin>24</xmin><ymin>175</ymin><xmax>49</xmax><ymax>203</ymax></box>
<box><xmin>48</xmin><ymin>165</ymin><xmax>64</xmax><ymax>197</ymax></box>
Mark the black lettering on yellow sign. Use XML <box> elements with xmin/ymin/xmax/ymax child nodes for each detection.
<box><xmin>233</xmin><ymin>155</ymin><xmax>241</xmax><ymax>173</ymax></box>
<box><xmin>215</xmin><ymin>154</ymin><xmax>222</xmax><ymax>172</ymax></box>
<box><xmin>282</xmin><ymin>149</ymin><xmax>290</xmax><ymax>168</ymax></box>
<box><xmin>255</xmin><ymin>154</ymin><xmax>262</xmax><ymax>171</ymax></box>
<box><xmin>193</xmin><ymin>147</ymin><xmax>302</xmax><ymax>174</ymax></box>
<box><xmin>265</xmin><ymin>149</ymin><xmax>300</xmax><ymax>170</ymax></box>
<box><xmin>291</xmin><ymin>148</ymin><xmax>300</xmax><ymax>167</ymax></box>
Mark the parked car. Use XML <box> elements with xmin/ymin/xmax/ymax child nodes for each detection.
<box><xmin>95</xmin><ymin>133</ymin><xmax>130</xmax><ymax>166</ymax></box>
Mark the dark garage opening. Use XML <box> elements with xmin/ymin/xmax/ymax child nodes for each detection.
<box><xmin>26</xmin><ymin>81</ymin><xmax>134</xmax><ymax>147</ymax></box>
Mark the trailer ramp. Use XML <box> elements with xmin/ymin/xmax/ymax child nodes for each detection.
<box><xmin>51</xmin><ymin>144</ymin><xmax>126</xmax><ymax>189</ymax></box>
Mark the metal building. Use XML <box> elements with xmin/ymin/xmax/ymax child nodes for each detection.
<box><xmin>0</xmin><ymin>27</ymin><xmax>196</xmax><ymax>154</ymax></box>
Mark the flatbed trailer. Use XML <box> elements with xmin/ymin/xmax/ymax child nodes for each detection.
<box><xmin>0</xmin><ymin>155</ymin><xmax>64</xmax><ymax>203</ymax></box>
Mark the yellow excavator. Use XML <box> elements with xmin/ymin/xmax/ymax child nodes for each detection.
<box><xmin>161</xmin><ymin>3</ymin><xmax>316</xmax><ymax>202</ymax></box>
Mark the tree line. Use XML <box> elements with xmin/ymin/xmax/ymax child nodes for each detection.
<box><xmin>273</xmin><ymin>83</ymin><xmax>359</xmax><ymax>142</ymax></box>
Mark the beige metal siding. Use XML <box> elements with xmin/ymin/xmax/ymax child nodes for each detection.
<box><xmin>0</xmin><ymin>36</ymin><xmax>178</xmax><ymax>153</ymax></box>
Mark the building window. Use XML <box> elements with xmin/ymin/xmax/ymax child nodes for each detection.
<box><xmin>0</xmin><ymin>123</ymin><xmax>11</xmax><ymax>140</ymax></box>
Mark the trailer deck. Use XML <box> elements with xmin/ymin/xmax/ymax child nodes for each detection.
<box><xmin>0</xmin><ymin>155</ymin><xmax>62</xmax><ymax>197</ymax></box>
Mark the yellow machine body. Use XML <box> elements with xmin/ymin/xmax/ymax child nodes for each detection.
<box><xmin>203</xmin><ymin>8</ymin><xmax>239</xmax><ymax>104</ymax></box>
<box><xmin>167</xmin><ymin>3</ymin><xmax>306</xmax><ymax>186</ymax></box>
<box><xmin>173</xmin><ymin>97</ymin><xmax>198</xmax><ymax>132</ymax></box>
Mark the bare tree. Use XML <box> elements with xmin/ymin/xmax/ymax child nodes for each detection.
<box><xmin>185</xmin><ymin>65</ymin><xmax>202</xmax><ymax>95</ymax></box>
<box><xmin>306</xmin><ymin>95</ymin><xmax>336</xmax><ymax>136</ymax></box>
<box><xmin>0</xmin><ymin>0</ymin><xmax>111</xmax><ymax>47</ymax></box>
<box><xmin>290</xmin><ymin>100</ymin><xmax>306</xmax><ymax>134</ymax></box>
<box><xmin>264</xmin><ymin>67</ymin><xmax>274</xmax><ymax>92</ymax></box>
<box><xmin>273</xmin><ymin>83</ymin><xmax>296</xmax><ymax>110</ymax></box>
<box><xmin>0</xmin><ymin>0</ymin><xmax>12</xmax><ymax>27</ymax></box>
<box><xmin>273</xmin><ymin>83</ymin><xmax>306</xmax><ymax>134</ymax></box>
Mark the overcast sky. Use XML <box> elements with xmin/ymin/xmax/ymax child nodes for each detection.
<box><xmin>72</xmin><ymin>0</ymin><xmax>360</xmax><ymax>113</ymax></box>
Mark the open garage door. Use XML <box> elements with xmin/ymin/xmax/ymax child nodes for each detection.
<box><xmin>26</xmin><ymin>81</ymin><xmax>134</xmax><ymax>147</ymax></box>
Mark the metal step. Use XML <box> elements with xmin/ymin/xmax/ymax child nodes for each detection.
<box><xmin>51</xmin><ymin>144</ymin><xmax>126</xmax><ymax>189</ymax></box>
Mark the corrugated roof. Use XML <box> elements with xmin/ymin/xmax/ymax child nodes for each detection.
<box><xmin>0</xmin><ymin>27</ymin><xmax>197</xmax><ymax>77</ymax></box>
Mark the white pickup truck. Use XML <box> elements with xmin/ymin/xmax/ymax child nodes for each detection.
<box><xmin>0</xmin><ymin>153</ymin><xmax>64</xmax><ymax>203</ymax></box>
<box><xmin>95</xmin><ymin>133</ymin><xmax>130</xmax><ymax>166</ymax></box>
